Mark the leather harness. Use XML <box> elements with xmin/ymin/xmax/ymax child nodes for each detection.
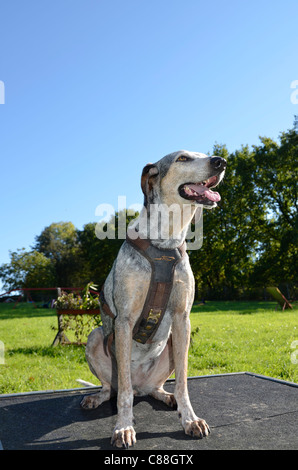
<box><xmin>100</xmin><ymin>232</ymin><xmax>186</xmax><ymax>347</ymax></box>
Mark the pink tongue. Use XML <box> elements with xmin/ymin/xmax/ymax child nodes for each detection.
<box><xmin>188</xmin><ymin>184</ymin><xmax>221</xmax><ymax>202</ymax></box>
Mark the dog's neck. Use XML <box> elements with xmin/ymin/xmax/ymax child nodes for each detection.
<box><xmin>129</xmin><ymin>203</ymin><xmax>197</xmax><ymax>249</ymax></box>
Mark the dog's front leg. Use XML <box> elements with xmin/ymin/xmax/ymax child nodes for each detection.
<box><xmin>172</xmin><ymin>312</ymin><xmax>210</xmax><ymax>439</ymax></box>
<box><xmin>111</xmin><ymin>317</ymin><xmax>136</xmax><ymax>448</ymax></box>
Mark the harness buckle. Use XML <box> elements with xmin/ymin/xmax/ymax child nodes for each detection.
<box><xmin>147</xmin><ymin>309</ymin><xmax>162</xmax><ymax>324</ymax></box>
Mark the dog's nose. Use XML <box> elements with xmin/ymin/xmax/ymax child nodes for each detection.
<box><xmin>210</xmin><ymin>156</ymin><xmax>227</xmax><ymax>171</ymax></box>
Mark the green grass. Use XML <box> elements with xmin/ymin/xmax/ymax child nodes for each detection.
<box><xmin>0</xmin><ymin>303</ymin><xmax>96</xmax><ymax>394</ymax></box>
<box><xmin>0</xmin><ymin>301</ymin><xmax>297</xmax><ymax>394</ymax></box>
<box><xmin>188</xmin><ymin>301</ymin><xmax>298</xmax><ymax>383</ymax></box>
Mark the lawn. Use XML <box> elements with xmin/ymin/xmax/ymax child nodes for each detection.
<box><xmin>188</xmin><ymin>301</ymin><xmax>298</xmax><ymax>382</ymax></box>
<box><xmin>0</xmin><ymin>300</ymin><xmax>297</xmax><ymax>394</ymax></box>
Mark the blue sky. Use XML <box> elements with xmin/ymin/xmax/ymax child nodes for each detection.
<box><xmin>0</xmin><ymin>0</ymin><xmax>298</xmax><ymax>291</ymax></box>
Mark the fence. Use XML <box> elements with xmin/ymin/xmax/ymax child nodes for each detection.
<box><xmin>0</xmin><ymin>287</ymin><xmax>86</xmax><ymax>308</ymax></box>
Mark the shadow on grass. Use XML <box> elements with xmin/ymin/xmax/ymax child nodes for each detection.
<box><xmin>191</xmin><ymin>300</ymin><xmax>280</xmax><ymax>315</ymax></box>
<box><xmin>0</xmin><ymin>303</ymin><xmax>57</xmax><ymax>320</ymax></box>
<box><xmin>3</xmin><ymin>300</ymin><xmax>297</xmax><ymax>321</ymax></box>
<box><xmin>7</xmin><ymin>345</ymin><xmax>86</xmax><ymax>361</ymax></box>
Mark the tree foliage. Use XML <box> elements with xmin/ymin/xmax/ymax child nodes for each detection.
<box><xmin>0</xmin><ymin>249</ymin><xmax>56</xmax><ymax>290</ymax></box>
<box><xmin>250</xmin><ymin>130</ymin><xmax>298</xmax><ymax>289</ymax></box>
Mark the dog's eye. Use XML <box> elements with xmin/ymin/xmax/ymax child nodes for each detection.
<box><xmin>177</xmin><ymin>155</ymin><xmax>191</xmax><ymax>162</ymax></box>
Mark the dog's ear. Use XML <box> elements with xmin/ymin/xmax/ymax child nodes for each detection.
<box><xmin>141</xmin><ymin>163</ymin><xmax>159</xmax><ymax>206</ymax></box>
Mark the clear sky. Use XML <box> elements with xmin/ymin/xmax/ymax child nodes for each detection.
<box><xmin>0</xmin><ymin>0</ymin><xmax>298</xmax><ymax>291</ymax></box>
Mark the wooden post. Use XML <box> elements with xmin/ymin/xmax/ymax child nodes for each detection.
<box><xmin>266</xmin><ymin>287</ymin><xmax>293</xmax><ymax>311</ymax></box>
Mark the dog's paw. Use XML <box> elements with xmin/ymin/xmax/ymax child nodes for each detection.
<box><xmin>80</xmin><ymin>393</ymin><xmax>101</xmax><ymax>409</ymax></box>
<box><xmin>165</xmin><ymin>393</ymin><xmax>177</xmax><ymax>409</ymax></box>
<box><xmin>184</xmin><ymin>418</ymin><xmax>210</xmax><ymax>439</ymax></box>
<box><xmin>150</xmin><ymin>389</ymin><xmax>177</xmax><ymax>409</ymax></box>
<box><xmin>111</xmin><ymin>426</ymin><xmax>137</xmax><ymax>448</ymax></box>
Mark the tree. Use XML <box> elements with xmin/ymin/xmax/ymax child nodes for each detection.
<box><xmin>0</xmin><ymin>249</ymin><xmax>56</xmax><ymax>291</ymax></box>
<box><xmin>250</xmin><ymin>129</ymin><xmax>298</xmax><ymax>288</ymax></box>
<box><xmin>33</xmin><ymin>222</ymin><xmax>81</xmax><ymax>287</ymax></box>
<box><xmin>189</xmin><ymin>129</ymin><xmax>298</xmax><ymax>299</ymax></box>
<box><xmin>189</xmin><ymin>143</ymin><xmax>268</xmax><ymax>299</ymax></box>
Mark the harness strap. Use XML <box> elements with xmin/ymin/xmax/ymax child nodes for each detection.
<box><xmin>99</xmin><ymin>288</ymin><xmax>115</xmax><ymax>319</ymax></box>
<box><xmin>126</xmin><ymin>232</ymin><xmax>186</xmax><ymax>344</ymax></box>
<box><xmin>100</xmin><ymin>233</ymin><xmax>186</xmax><ymax>345</ymax></box>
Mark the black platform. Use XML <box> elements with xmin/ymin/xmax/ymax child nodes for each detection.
<box><xmin>0</xmin><ymin>372</ymin><xmax>297</xmax><ymax>451</ymax></box>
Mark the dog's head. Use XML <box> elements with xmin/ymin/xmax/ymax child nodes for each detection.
<box><xmin>141</xmin><ymin>150</ymin><xmax>226</xmax><ymax>209</ymax></box>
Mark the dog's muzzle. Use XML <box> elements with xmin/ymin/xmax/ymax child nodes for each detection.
<box><xmin>179</xmin><ymin>157</ymin><xmax>226</xmax><ymax>206</ymax></box>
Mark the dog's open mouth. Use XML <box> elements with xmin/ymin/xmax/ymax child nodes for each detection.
<box><xmin>178</xmin><ymin>175</ymin><xmax>221</xmax><ymax>205</ymax></box>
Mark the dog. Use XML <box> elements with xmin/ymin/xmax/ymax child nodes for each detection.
<box><xmin>81</xmin><ymin>150</ymin><xmax>226</xmax><ymax>448</ymax></box>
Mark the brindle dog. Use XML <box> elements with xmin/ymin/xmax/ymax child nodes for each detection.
<box><xmin>81</xmin><ymin>150</ymin><xmax>226</xmax><ymax>448</ymax></box>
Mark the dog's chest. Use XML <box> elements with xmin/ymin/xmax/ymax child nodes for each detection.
<box><xmin>130</xmin><ymin>242</ymin><xmax>187</xmax><ymax>344</ymax></box>
<box><xmin>131</xmin><ymin>259</ymin><xmax>194</xmax><ymax>362</ymax></box>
